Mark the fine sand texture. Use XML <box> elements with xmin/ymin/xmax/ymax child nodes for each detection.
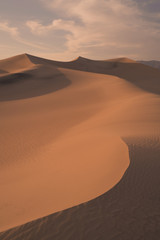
<box><xmin>0</xmin><ymin>54</ymin><xmax>160</xmax><ymax>239</ymax></box>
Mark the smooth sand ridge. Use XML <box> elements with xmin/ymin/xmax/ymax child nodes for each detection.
<box><xmin>0</xmin><ymin>54</ymin><xmax>160</xmax><ymax>235</ymax></box>
<box><xmin>1</xmin><ymin>137</ymin><xmax>160</xmax><ymax>240</ymax></box>
<box><xmin>0</xmin><ymin>54</ymin><xmax>35</xmax><ymax>73</ymax></box>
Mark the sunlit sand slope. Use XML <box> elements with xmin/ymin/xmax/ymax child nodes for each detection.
<box><xmin>1</xmin><ymin>137</ymin><xmax>160</xmax><ymax>240</ymax></box>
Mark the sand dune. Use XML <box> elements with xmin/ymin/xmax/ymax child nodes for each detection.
<box><xmin>1</xmin><ymin>137</ymin><xmax>160</xmax><ymax>240</ymax></box>
<box><xmin>0</xmin><ymin>69</ymin><xmax>8</xmax><ymax>75</ymax></box>
<box><xmin>139</xmin><ymin>60</ymin><xmax>160</xmax><ymax>70</ymax></box>
<box><xmin>0</xmin><ymin>54</ymin><xmax>34</xmax><ymax>73</ymax></box>
<box><xmin>27</xmin><ymin>53</ymin><xmax>160</xmax><ymax>95</ymax></box>
<box><xmin>0</xmin><ymin>54</ymin><xmax>160</xmax><ymax>239</ymax></box>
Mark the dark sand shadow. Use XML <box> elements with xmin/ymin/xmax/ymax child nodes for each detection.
<box><xmin>0</xmin><ymin>68</ymin><xmax>71</xmax><ymax>101</ymax></box>
<box><xmin>138</xmin><ymin>60</ymin><xmax>160</xmax><ymax>70</ymax></box>
<box><xmin>104</xmin><ymin>62</ymin><xmax>160</xmax><ymax>96</ymax></box>
<box><xmin>27</xmin><ymin>54</ymin><xmax>118</xmax><ymax>74</ymax></box>
<box><xmin>0</xmin><ymin>69</ymin><xmax>8</xmax><ymax>75</ymax></box>
<box><xmin>62</xmin><ymin>61</ymin><xmax>160</xmax><ymax>96</ymax></box>
<box><xmin>23</xmin><ymin>54</ymin><xmax>160</xmax><ymax>95</ymax></box>
<box><xmin>1</xmin><ymin>137</ymin><xmax>160</xmax><ymax>240</ymax></box>
<box><xmin>0</xmin><ymin>73</ymin><xmax>32</xmax><ymax>85</ymax></box>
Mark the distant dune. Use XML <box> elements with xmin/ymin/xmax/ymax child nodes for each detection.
<box><xmin>0</xmin><ymin>54</ymin><xmax>160</xmax><ymax>240</ymax></box>
<box><xmin>138</xmin><ymin>60</ymin><xmax>160</xmax><ymax>70</ymax></box>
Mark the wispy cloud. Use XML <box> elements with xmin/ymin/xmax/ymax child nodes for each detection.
<box><xmin>0</xmin><ymin>0</ymin><xmax>160</xmax><ymax>60</ymax></box>
<box><xmin>0</xmin><ymin>21</ymin><xmax>48</xmax><ymax>51</ymax></box>
<box><xmin>0</xmin><ymin>21</ymin><xmax>19</xmax><ymax>37</ymax></box>
<box><xmin>29</xmin><ymin>0</ymin><xmax>158</xmax><ymax>59</ymax></box>
<box><xmin>26</xmin><ymin>19</ymin><xmax>75</xmax><ymax>35</ymax></box>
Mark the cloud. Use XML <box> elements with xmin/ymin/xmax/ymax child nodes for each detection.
<box><xmin>1</xmin><ymin>0</ymin><xmax>160</xmax><ymax>60</ymax></box>
<box><xmin>33</xmin><ymin>0</ymin><xmax>158</xmax><ymax>59</ymax></box>
<box><xmin>26</xmin><ymin>19</ymin><xmax>75</xmax><ymax>35</ymax></box>
<box><xmin>0</xmin><ymin>20</ymin><xmax>48</xmax><ymax>51</ymax></box>
<box><xmin>41</xmin><ymin>0</ymin><xmax>140</xmax><ymax>22</ymax></box>
<box><xmin>0</xmin><ymin>21</ymin><xmax>19</xmax><ymax>37</ymax></box>
<box><xmin>26</xmin><ymin>20</ymin><xmax>51</xmax><ymax>35</ymax></box>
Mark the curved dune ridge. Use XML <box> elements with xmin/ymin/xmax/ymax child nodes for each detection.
<box><xmin>0</xmin><ymin>54</ymin><xmax>160</xmax><ymax>239</ymax></box>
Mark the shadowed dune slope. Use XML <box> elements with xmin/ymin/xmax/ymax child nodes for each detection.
<box><xmin>138</xmin><ymin>60</ymin><xmax>160</xmax><ymax>70</ymax></box>
<box><xmin>0</xmin><ymin>66</ymin><xmax>71</xmax><ymax>101</ymax></box>
<box><xmin>0</xmin><ymin>54</ymin><xmax>160</xmax><ymax>239</ymax></box>
<box><xmin>2</xmin><ymin>53</ymin><xmax>160</xmax><ymax>95</ymax></box>
<box><xmin>0</xmin><ymin>69</ymin><xmax>8</xmax><ymax>75</ymax></box>
<box><xmin>0</xmin><ymin>54</ymin><xmax>71</xmax><ymax>101</ymax></box>
<box><xmin>27</xmin><ymin>54</ymin><xmax>160</xmax><ymax>95</ymax></box>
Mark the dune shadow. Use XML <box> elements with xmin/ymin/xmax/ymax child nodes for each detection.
<box><xmin>105</xmin><ymin>62</ymin><xmax>160</xmax><ymax>95</ymax></box>
<box><xmin>0</xmin><ymin>73</ymin><xmax>32</xmax><ymax>85</ymax></box>
<box><xmin>53</xmin><ymin>58</ymin><xmax>118</xmax><ymax>74</ymax></box>
<box><xmin>0</xmin><ymin>68</ymin><xmax>71</xmax><ymax>101</ymax></box>
<box><xmin>1</xmin><ymin>137</ymin><xmax>160</xmax><ymax>239</ymax></box>
<box><xmin>0</xmin><ymin>69</ymin><xmax>8</xmax><ymax>75</ymax></box>
<box><xmin>53</xmin><ymin>60</ymin><xmax>160</xmax><ymax>95</ymax></box>
<box><xmin>17</xmin><ymin>54</ymin><xmax>160</xmax><ymax>95</ymax></box>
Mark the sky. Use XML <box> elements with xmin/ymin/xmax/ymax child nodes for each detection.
<box><xmin>0</xmin><ymin>0</ymin><xmax>160</xmax><ymax>61</ymax></box>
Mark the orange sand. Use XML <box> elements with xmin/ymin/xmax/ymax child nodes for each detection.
<box><xmin>0</xmin><ymin>54</ymin><xmax>160</xmax><ymax>236</ymax></box>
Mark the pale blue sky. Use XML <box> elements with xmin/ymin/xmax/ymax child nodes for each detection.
<box><xmin>0</xmin><ymin>0</ymin><xmax>160</xmax><ymax>60</ymax></box>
